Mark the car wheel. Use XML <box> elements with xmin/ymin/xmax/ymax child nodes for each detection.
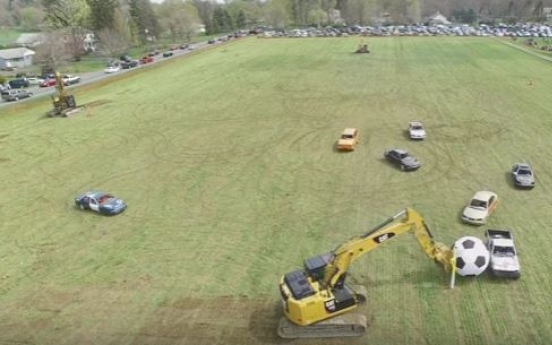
<box><xmin>14</xmin><ymin>97</ymin><xmax>19</xmax><ymax>101</ymax></box>
<box><xmin>400</xmin><ymin>165</ymin><xmax>405</xmax><ymax>171</ymax></box>
<box><xmin>79</xmin><ymin>204</ymin><xmax>85</xmax><ymax>210</ymax></box>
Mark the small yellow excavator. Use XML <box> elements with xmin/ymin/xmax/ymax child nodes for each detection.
<box><xmin>278</xmin><ymin>208</ymin><xmax>455</xmax><ymax>338</ymax></box>
<box><xmin>47</xmin><ymin>72</ymin><xmax>84</xmax><ymax>117</ymax></box>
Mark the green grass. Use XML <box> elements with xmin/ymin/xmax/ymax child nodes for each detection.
<box><xmin>1</xmin><ymin>37</ymin><xmax>552</xmax><ymax>345</ymax></box>
<box><xmin>0</xmin><ymin>27</ymin><xmax>24</xmax><ymax>47</ymax></box>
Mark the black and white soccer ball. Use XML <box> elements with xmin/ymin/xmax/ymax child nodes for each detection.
<box><xmin>453</xmin><ymin>236</ymin><xmax>490</xmax><ymax>276</ymax></box>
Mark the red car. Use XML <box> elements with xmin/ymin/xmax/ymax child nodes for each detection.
<box><xmin>39</xmin><ymin>78</ymin><xmax>57</xmax><ymax>87</ymax></box>
<box><xmin>140</xmin><ymin>56</ymin><xmax>154</xmax><ymax>64</ymax></box>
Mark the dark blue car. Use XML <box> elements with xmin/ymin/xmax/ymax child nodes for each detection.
<box><xmin>75</xmin><ymin>190</ymin><xmax>127</xmax><ymax>215</ymax></box>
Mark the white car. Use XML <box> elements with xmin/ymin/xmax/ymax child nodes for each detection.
<box><xmin>104</xmin><ymin>65</ymin><xmax>120</xmax><ymax>74</ymax></box>
<box><xmin>62</xmin><ymin>74</ymin><xmax>81</xmax><ymax>86</ymax></box>
<box><xmin>408</xmin><ymin>121</ymin><xmax>426</xmax><ymax>140</ymax></box>
<box><xmin>26</xmin><ymin>77</ymin><xmax>45</xmax><ymax>85</ymax></box>
<box><xmin>461</xmin><ymin>191</ymin><xmax>498</xmax><ymax>225</ymax></box>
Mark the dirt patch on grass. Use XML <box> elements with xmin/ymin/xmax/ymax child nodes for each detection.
<box><xmin>134</xmin><ymin>295</ymin><xmax>369</xmax><ymax>345</ymax></box>
<box><xmin>1</xmin><ymin>288</ymin><xmax>370</xmax><ymax>345</ymax></box>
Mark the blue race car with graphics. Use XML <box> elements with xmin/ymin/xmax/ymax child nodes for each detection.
<box><xmin>75</xmin><ymin>190</ymin><xmax>127</xmax><ymax>215</ymax></box>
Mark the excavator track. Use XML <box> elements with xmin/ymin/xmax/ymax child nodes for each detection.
<box><xmin>277</xmin><ymin>313</ymin><xmax>367</xmax><ymax>338</ymax></box>
<box><xmin>278</xmin><ymin>285</ymin><xmax>369</xmax><ymax>339</ymax></box>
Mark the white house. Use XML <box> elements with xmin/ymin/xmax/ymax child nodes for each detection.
<box><xmin>83</xmin><ymin>33</ymin><xmax>97</xmax><ymax>52</ymax></box>
<box><xmin>0</xmin><ymin>48</ymin><xmax>35</xmax><ymax>69</ymax></box>
<box><xmin>15</xmin><ymin>33</ymin><xmax>46</xmax><ymax>48</ymax></box>
<box><xmin>428</xmin><ymin>12</ymin><xmax>451</xmax><ymax>25</ymax></box>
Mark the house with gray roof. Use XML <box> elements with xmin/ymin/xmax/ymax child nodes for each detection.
<box><xmin>15</xmin><ymin>33</ymin><xmax>46</xmax><ymax>48</ymax></box>
<box><xmin>0</xmin><ymin>48</ymin><xmax>36</xmax><ymax>70</ymax></box>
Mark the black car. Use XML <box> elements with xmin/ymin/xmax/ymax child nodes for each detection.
<box><xmin>1</xmin><ymin>89</ymin><xmax>33</xmax><ymax>102</ymax></box>
<box><xmin>120</xmin><ymin>54</ymin><xmax>133</xmax><ymax>62</ymax></box>
<box><xmin>8</xmin><ymin>78</ymin><xmax>30</xmax><ymax>89</ymax></box>
<box><xmin>121</xmin><ymin>60</ymin><xmax>139</xmax><ymax>69</ymax></box>
<box><xmin>162</xmin><ymin>51</ymin><xmax>173</xmax><ymax>57</ymax></box>
<box><xmin>384</xmin><ymin>148</ymin><xmax>421</xmax><ymax>171</ymax></box>
<box><xmin>179</xmin><ymin>43</ymin><xmax>189</xmax><ymax>50</ymax></box>
<box><xmin>208</xmin><ymin>39</ymin><xmax>216</xmax><ymax>44</ymax></box>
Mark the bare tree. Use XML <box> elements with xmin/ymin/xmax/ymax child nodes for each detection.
<box><xmin>96</xmin><ymin>27</ymin><xmax>130</xmax><ymax>58</ymax></box>
<box><xmin>34</xmin><ymin>29</ymin><xmax>73</xmax><ymax>73</ymax></box>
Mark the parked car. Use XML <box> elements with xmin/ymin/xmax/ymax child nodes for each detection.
<box><xmin>121</xmin><ymin>60</ymin><xmax>139</xmax><ymax>69</ymax></box>
<box><xmin>119</xmin><ymin>54</ymin><xmax>133</xmax><ymax>62</ymax></box>
<box><xmin>384</xmin><ymin>148</ymin><xmax>421</xmax><ymax>170</ymax></box>
<box><xmin>162</xmin><ymin>51</ymin><xmax>173</xmax><ymax>57</ymax></box>
<box><xmin>408</xmin><ymin>121</ymin><xmax>426</xmax><ymax>140</ymax></box>
<box><xmin>511</xmin><ymin>163</ymin><xmax>535</xmax><ymax>189</ymax></box>
<box><xmin>208</xmin><ymin>39</ymin><xmax>216</xmax><ymax>44</ymax></box>
<box><xmin>62</xmin><ymin>74</ymin><xmax>81</xmax><ymax>86</ymax></box>
<box><xmin>169</xmin><ymin>45</ymin><xmax>179</xmax><ymax>51</ymax></box>
<box><xmin>1</xmin><ymin>89</ymin><xmax>33</xmax><ymax>102</ymax></box>
<box><xmin>140</xmin><ymin>56</ymin><xmax>154</xmax><ymax>64</ymax></box>
<box><xmin>461</xmin><ymin>190</ymin><xmax>498</xmax><ymax>225</ymax></box>
<box><xmin>104</xmin><ymin>65</ymin><xmax>121</xmax><ymax>73</ymax></box>
<box><xmin>39</xmin><ymin>78</ymin><xmax>57</xmax><ymax>87</ymax></box>
<box><xmin>179</xmin><ymin>43</ymin><xmax>189</xmax><ymax>50</ymax></box>
<box><xmin>8</xmin><ymin>78</ymin><xmax>30</xmax><ymax>89</ymax></box>
<box><xmin>337</xmin><ymin>128</ymin><xmax>360</xmax><ymax>151</ymax></box>
<box><xmin>26</xmin><ymin>77</ymin><xmax>45</xmax><ymax>85</ymax></box>
<box><xmin>75</xmin><ymin>190</ymin><xmax>127</xmax><ymax>216</ymax></box>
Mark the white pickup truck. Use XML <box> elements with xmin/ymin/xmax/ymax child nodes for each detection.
<box><xmin>486</xmin><ymin>229</ymin><xmax>521</xmax><ymax>279</ymax></box>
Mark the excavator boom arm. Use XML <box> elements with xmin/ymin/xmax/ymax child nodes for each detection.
<box><xmin>325</xmin><ymin>208</ymin><xmax>454</xmax><ymax>287</ymax></box>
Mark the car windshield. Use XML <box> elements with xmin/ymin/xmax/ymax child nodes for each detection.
<box><xmin>341</xmin><ymin>134</ymin><xmax>353</xmax><ymax>139</ymax></box>
<box><xmin>493</xmin><ymin>246</ymin><xmax>515</xmax><ymax>256</ymax></box>
<box><xmin>399</xmin><ymin>153</ymin><xmax>408</xmax><ymax>158</ymax></box>
<box><xmin>411</xmin><ymin>125</ymin><xmax>423</xmax><ymax>130</ymax></box>
<box><xmin>518</xmin><ymin>169</ymin><xmax>531</xmax><ymax>175</ymax></box>
<box><xmin>470</xmin><ymin>199</ymin><xmax>487</xmax><ymax>209</ymax></box>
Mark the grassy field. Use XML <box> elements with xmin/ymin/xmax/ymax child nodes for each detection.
<box><xmin>1</xmin><ymin>36</ymin><xmax>552</xmax><ymax>345</ymax></box>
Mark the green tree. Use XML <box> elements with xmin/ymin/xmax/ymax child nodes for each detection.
<box><xmin>223</xmin><ymin>9</ymin><xmax>233</xmax><ymax>31</ymax></box>
<box><xmin>42</xmin><ymin>0</ymin><xmax>90</xmax><ymax>28</ymax></box>
<box><xmin>42</xmin><ymin>0</ymin><xmax>91</xmax><ymax>61</ymax></box>
<box><xmin>86</xmin><ymin>0</ymin><xmax>118</xmax><ymax>31</ymax></box>
<box><xmin>213</xmin><ymin>7</ymin><xmax>224</xmax><ymax>33</ymax></box>
<box><xmin>192</xmin><ymin>0</ymin><xmax>215</xmax><ymax>34</ymax></box>
<box><xmin>236</xmin><ymin>10</ymin><xmax>246</xmax><ymax>29</ymax></box>
<box><xmin>129</xmin><ymin>0</ymin><xmax>159</xmax><ymax>40</ymax></box>
<box><xmin>19</xmin><ymin>6</ymin><xmax>45</xmax><ymax>31</ymax></box>
<box><xmin>307</xmin><ymin>8</ymin><xmax>327</xmax><ymax>27</ymax></box>
<box><xmin>265</xmin><ymin>0</ymin><xmax>290</xmax><ymax>28</ymax></box>
<box><xmin>155</xmin><ymin>0</ymin><xmax>201</xmax><ymax>42</ymax></box>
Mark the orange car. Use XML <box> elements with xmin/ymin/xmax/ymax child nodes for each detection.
<box><xmin>337</xmin><ymin>128</ymin><xmax>360</xmax><ymax>151</ymax></box>
<box><xmin>140</xmin><ymin>56</ymin><xmax>154</xmax><ymax>64</ymax></box>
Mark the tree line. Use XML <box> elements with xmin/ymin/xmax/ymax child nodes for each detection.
<box><xmin>1</xmin><ymin>0</ymin><xmax>552</xmax><ymax>64</ymax></box>
<box><xmin>2</xmin><ymin>0</ymin><xmax>552</xmax><ymax>37</ymax></box>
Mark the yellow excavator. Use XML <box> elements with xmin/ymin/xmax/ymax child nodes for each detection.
<box><xmin>47</xmin><ymin>72</ymin><xmax>83</xmax><ymax>117</ymax></box>
<box><xmin>278</xmin><ymin>208</ymin><xmax>455</xmax><ymax>338</ymax></box>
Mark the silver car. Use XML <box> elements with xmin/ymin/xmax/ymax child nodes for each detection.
<box><xmin>511</xmin><ymin>163</ymin><xmax>535</xmax><ymax>189</ymax></box>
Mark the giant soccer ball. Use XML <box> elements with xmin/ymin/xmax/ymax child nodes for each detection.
<box><xmin>453</xmin><ymin>236</ymin><xmax>490</xmax><ymax>276</ymax></box>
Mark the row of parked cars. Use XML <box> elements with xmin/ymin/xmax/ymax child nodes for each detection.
<box><xmin>0</xmin><ymin>74</ymin><xmax>81</xmax><ymax>102</ymax></box>
<box><xmin>258</xmin><ymin>23</ymin><xmax>552</xmax><ymax>38</ymax></box>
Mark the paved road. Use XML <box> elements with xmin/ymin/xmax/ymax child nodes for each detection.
<box><xmin>1</xmin><ymin>40</ymin><xmax>215</xmax><ymax>109</ymax></box>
